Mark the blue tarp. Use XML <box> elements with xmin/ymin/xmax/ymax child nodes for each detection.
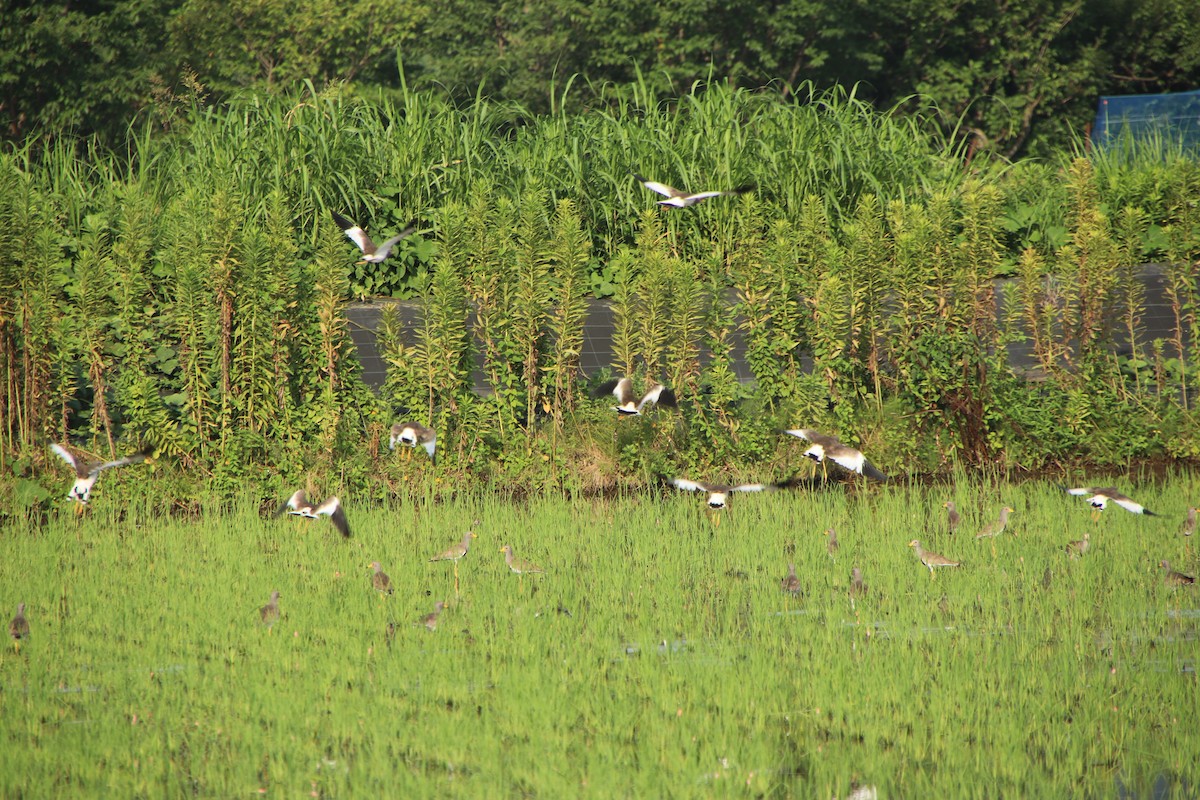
<box><xmin>1092</xmin><ymin>89</ymin><xmax>1200</xmax><ymax>149</ymax></box>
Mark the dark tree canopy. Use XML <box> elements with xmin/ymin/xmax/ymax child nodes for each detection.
<box><xmin>1</xmin><ymin>0</ymin><xmax>1198</xmax><ymax>155</ymax></box>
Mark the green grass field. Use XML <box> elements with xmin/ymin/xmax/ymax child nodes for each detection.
<box><xmin>2</xmin><ymin>476</ymin><xmax>1197</xmax><ymax>797</ymax></box>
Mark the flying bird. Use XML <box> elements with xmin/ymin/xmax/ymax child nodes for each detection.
<box><xmin>670</xmin><ymin>478</ymin><xmax>778</xmax><ymax>510</ymax></box>
<box><xmin>389</xmin><ymin>421</ymin><xmax>437</xmax><ymax>463</ymax></box>
<box><xmin>631</xmin><ymin>173</ymin><xmax>753</xmax><ymax>208</ymax></box>
<box><xmin>49</xmin><ymin>443</ymin><xmax>153</xmax><ymax>505</ymax></box>
<box><xmin>274</xmin><ymin>490</ymin><xmax>351</xmax><ymax>538</ymax></box>
<box><xmin>332</xmin><ymin>211</ymin><xmax>416</xmax><ymax>264</ymax></box>
<box><xmin>1062</xmin><ymin>486</ymin><xmax>1155</xmax><ymax>515</ymax></box>
<box><xmin>782</xmin><ymin>429</ymin><xmax>889</xmax><ymax>482</ymax></box>
<box><xmin>592</xmin><ymin>377</ymin><xmax>676</xmax><ymax>416</ymax></box>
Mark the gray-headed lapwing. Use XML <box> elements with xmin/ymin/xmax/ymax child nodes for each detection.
<box><xmin>593</xmin><ymin>377</ymin><xmax>676</xmax><ymax>416</ymax></box>
<box><xmin>389</xmin><ymin>421</ymin><xmax>437</xmax><ymax>463</ymax></box>
<box><xmin>631</xmin><ymin>173</ymin><xmax>753</xmax><ymax>208</ymax></box>
<box><xmin>274</xmin><ymin>490</ymin><xmax>351</xmax><ymax>538</ymax></box>
<box><xmin>49</xmin><ymin>443</ymin><xmax>153</xmax><ymax>507</ymax></box>
<box><xmin>1063</xmin><ymin>486</ymin><xmax>1155</xmax><ymax>517</ymax></box>
<box><xmin>8</xmin><ymin>603</ymin><xmax>28</xmax><ymax>652</ymax></box>
<box><xmin>332</xmin><ymin>211</ymin><xmax>416</xmax><ymax>264</ymax></box>
<box><xmin>782</xmin><ymin>429</ymin><xmax>888</xmax><ymax>482</ymax></box>
<box><xmin>908</xmin><ymin>540</ymin><xmax>960</xmax><ymax>578</ymax></box>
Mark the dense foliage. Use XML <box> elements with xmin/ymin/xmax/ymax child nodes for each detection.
<box><xmin>2</xmin><ymin>0</ymin><xmax>1199</xmax><ymax>156</ymax></box>
<box><xmin>1</xmin><ymin>84</ymin><xmax>1198</xmax><ymax>512</ymax></box>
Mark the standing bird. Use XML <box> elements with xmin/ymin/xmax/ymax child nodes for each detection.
<box><xmin>975</xmin><ymin>507</ymin><xmax>1015</xmax><ymax>556</ymax></box>
<box><xmin>1063</xmin><ymin>486</ymin><xmax>1155</xmax><ymax>517</ymax></box>
<box><xmin>389</xmin><ymin>421</ymin><xmax>437</xmax><ymax>463</ymax></box>
<box><xmin>1181</xmin><ymin>507</ymin><xmax>1196</xmax><ymax>536</ymax></box>
<box><xmin>942</xmin><ymin>501</ymin><xmax>961</xmax><ymax>533</ymax></box>
<box><xmin>1065</xmin><ymin>532</ymin><xmax>1090</xmax><ymax>559</ymax></box>
<box><xmin>499</xmin><ymin>545</ymin><xmax>545</xmax><ymax>589</ymax></box>
<box><xmin>418</xmin><ymin>601</ymin><xmax>446</xmax><ymax>631</ymax></box>
<box><xmin>908</xmin><ymin>540</ymin><xmax>961</xmax><ymax>578</ymax></box>
<box><xmin>850</xmin><ymin>568</ymin><xmax>866</xmax><ymax>598</ymax></box>
<box><xmin>782</xmin><ymin>429</ymin><xmax>888</xmax><ymax>482</ymax></box>
<box><xmin>825</xmin><ymin>528</ymin><xmax>840</xmax><ymax>559</ymax></box>
<box><xmin>8</xmin><ymin>603</ymin><xmax>29</xmax><ymax>652</ymax></box>
<box><xmin>592</xmin><ymin>377</ymin><xmax>676</xmax><ymax>416</ymax></box>
<box><xmin>259</xmin><ymin>591</ymin><xmax>280</xmax><ymax>630</ymax></box>
<box><xmin>332</xmin><ymin>211</ymin><xmax>416</xmax><ymax>264</ymax></box>
<box><xmin>274</xmin><ymin>491</ymin><xmax>351</xmax><ymax>538</ymax></box>
<box><xmin>631</xmin><ymin>173</ymin><xmax>753</xmax><ymax>208</ymax></box>
<box><xmin>370</xmin><ymin>561</ymin><xmax>394</xmax><ymax>596</ymax></box>
<box><xmin>780</xmin><ymin>563</ymin><xmax>802</xmax><ymax>596</ymax></box>
<box><xmin>49</xmin><ymin>443</ymin><xmax>153</xmax><ymax>507</ymax></box>
<box><xmin>1160</xmin><ymin>560</ymin><xmax>1196</xmax><ymax>586</ymax></box>
<box><xmin>431</xmin><ymin>530</ymin><xmax>478</xmax><ymax>595</ymax></box>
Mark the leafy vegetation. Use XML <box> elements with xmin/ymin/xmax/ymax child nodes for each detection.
<box><xmin>4</xmin><ymin>0</ymin><xmax>1199</xmax><ymax>158</ymax></box>
<box><xmin>1</xmin><ymin>84</ymin><xmax>1199</xmax><ymax>509</ymax></box>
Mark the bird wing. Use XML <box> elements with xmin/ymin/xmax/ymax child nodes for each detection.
<box><xmin>671</xmin><ymin>478</ymin><xmax>710</xmax><ymax>493</ymax></box>
<box><xmin>637</xmin><ymin>383</ymin><xmax>670</xmax><ymax>411</ymax></box>
<box><xmin>329</xmin><ymin>505</ymin><xmax>352</xmax><ymax>537</ymax></box>
<box><xmin>1111</xmin><ymin>495</ymin><xmax>1149</xmax><ymax>514</ymax></box>
<box><xmin>612</xmin><ymin>377</ymin><xmax>635</xmax><ymax>406</ymax></box>
<box><xmin>422</xmin><ymin>439</ymin><xmax>437</xmax><ymax>460</ymax></box>
<box><xmin>50</xmin><ymin>443</ymin><xmax>80</xmax><ymax>474</ymax></box>
<box><xmin>782</xmin><ymin>428</ymin><xmax>825</xmax><ymax>443</ymax></box>
<box><xmin>332</xmin><ymin>211</ymin><xmax>375</xmax><ymax>253</ymax></box>
<box><xmin>89</xmin><ymin>446</ymin><xmax>151</xmax><ymax>476</ymax></box>
<box><xmin>371</xmin><ymin>222</ymin><xmax>417</xmax><ymax>260</ymax></box>
<box><xmin>679</xmin><ymin>190</ymin><xmax>725</xmax><ymax>201</ymax></box>
<box><xmin>276</xmin><ymin>489</ymin><xmax>306</xmax><ymax>516</ymax></box>
<box><xmin>633</xmin><ymin>174</ymin><xmax>682</xmax><ymax>198</ymax></box>
<box><xmin>590</xmin><ymin>378</ymin><xmax>620</xmax><ymax>400</ymax></box>
<box><xmin>730</xmin><ymin>483</ymin><xmax>769</xmax><ymax>493</ymax></box>
<box><xmin>1064</xmin><ymin>486</ymin><xmax>1094</xmax><ymax>497</ymax></box>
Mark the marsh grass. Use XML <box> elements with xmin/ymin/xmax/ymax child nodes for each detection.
<box><xmin>2</xmin><ymin>477</ymin><xmax>1197</xmax><ymax>797</ymax></box>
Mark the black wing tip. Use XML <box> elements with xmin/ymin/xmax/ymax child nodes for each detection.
<box><xmin>730</xmin><ymin>184</ymin><xmax>756</xmax><ymax>194</ymax></box>
<box><xmin>658</xmin><ymin>388</ymin><xmax>677</xmax><ymax>408</ymax></box>
<box><xmin>863</xmin><ymin>463</ymin><xmax>889</xmax><ymax>483</ymax></box>
<box><xmin>1142</xmin><ymin>508</ymin><xmax>1157</xmax><ymax>517</ymax></box>
<box><xmin>331</xmin><ymin>210</ymin><xmax>354</xmax><ymax>229</ymax></box>
<box><xmin>590</xmin><ymin>378</ymin><xmax>620</xmax><ymax>399</ymax></box>
<box><xmin>271</xmin><ymin>501</ymin><xmax>289</xmax><ymax>519</ymax></box>
<box><xmin>331</xmin><ymin>507</ymin><xmax>352</xmax><ymax>538</ymax></box>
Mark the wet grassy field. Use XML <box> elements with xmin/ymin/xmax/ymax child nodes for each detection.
<box><xmin>1</xmin><ymin>476</ymin><xmax>1197</xmax><ymax>797</ymax></box>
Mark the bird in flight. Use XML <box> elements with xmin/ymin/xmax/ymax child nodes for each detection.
<box><xmin>274</xmin><ymin>490</ymin><xmax>351</xmax><ymax>538</ymax></box>
<box><xmin>390</xmin><ymin>421</ymin><xmax>437</xmax><ymax>463</ymax></box>
<box><xmin>332</xmin><ymin>211</ymin><xmax>416</xmax><ymax>263</ymax></box>
<box><xmin>49</xmin><ymin>443</ymin><xmax>153</xmax><ymax>505</ymax></box>
<box><xmin>1062</xmin><ymin>486</ymin><xmax>1154</xmax><ymax>516</ymax></box>
<box><xmin>631</xmin><ymin>173</ymin><xmax>753</xmax><ymax>208</ymax></box>
<box><xmin>592</xmin><ymin>377</ymin><xmax>676</xmax><ymax>416</ymax></box>
<box><xmin>782</xmin><ymin>429</ymin><xmax>888</xmax><ymax>482</ymax></box>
